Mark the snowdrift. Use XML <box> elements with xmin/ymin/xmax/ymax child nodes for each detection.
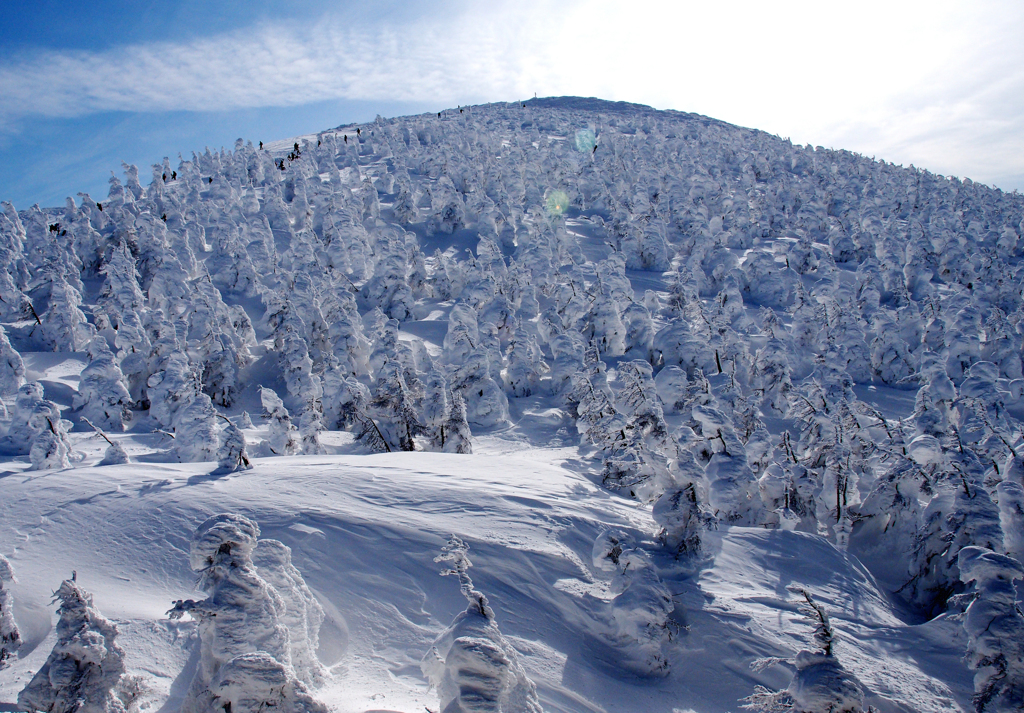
<box><xmin>0</xmin><ymin>453</ymin><xmax>969</xmax><ymax>712</ymax></box>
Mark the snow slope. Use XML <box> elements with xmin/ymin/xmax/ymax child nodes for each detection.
<box><xmin>0</xmin><ymin>447</ymin><xmax>971</xmax><ymax>712</ymax></box>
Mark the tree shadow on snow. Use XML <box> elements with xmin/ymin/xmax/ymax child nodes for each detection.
<box><xmin>155</xmin><ymin>627</ymin><xmax>200</xmax><ymax>713</ymax></box>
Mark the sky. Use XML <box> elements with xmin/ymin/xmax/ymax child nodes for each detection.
<box><xmin>1</xmin><ymin>0</ymin><xmax>1022</xmax><ymax>208</ymax></box>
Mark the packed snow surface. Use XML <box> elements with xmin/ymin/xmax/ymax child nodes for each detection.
<box><xmin>2</xmin><ymin>96</ymin><xmax>1024</xmax><ymax>711</ymax></box>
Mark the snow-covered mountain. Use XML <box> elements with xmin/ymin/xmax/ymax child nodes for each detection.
<box><xmin>1</xmin><ymin>97</ymin><xmax>1023</xmax><ymax>712</ymax></box>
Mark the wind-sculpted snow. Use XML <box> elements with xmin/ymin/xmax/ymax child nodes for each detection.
<box><xmin>1</xmin><ymin>96</ymin><xmax>1023</xmax><ymax>710</ymax></box>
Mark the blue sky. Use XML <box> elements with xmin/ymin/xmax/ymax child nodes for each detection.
<box><xmin>2</xmin><ymin>0</ymin><xmax>1022</xmax><ymax>208</ymax></box>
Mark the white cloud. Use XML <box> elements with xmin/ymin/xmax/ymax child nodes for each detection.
<box><xmin>0</xmin><ymin>7</ymin><xmax>549</xmax><ymax>122</ymax></box>
<box><xmin>1</xmin><ymin>0</ymin><xmax>1021</xmax><ymax>190</ymax></box>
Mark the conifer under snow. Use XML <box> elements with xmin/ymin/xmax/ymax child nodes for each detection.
<box><xmin>957</xmin><ymin>547</ymin><xmax>1024</xmax><ymax>713</ymax></box>
<box><xmin>18</xmin><ymin>577</ymin><xmax>132</xmax><ymax>713</ymax></box>
<box><xmin>168</xmin><ymin>514</ymin><xmax>326</xmax><ymax>713</ymax></box>
<box><xmin>0</xmin><ymin>554</ymin><xmax>20</xmax><ymax>670</ymax></box>
<box><xmin>422</xmin><ymin>536</ymin><xmax>542</xmax><ymax>713</ymax></box>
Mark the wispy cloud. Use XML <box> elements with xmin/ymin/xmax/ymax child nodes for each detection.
<box><xmin>0</xmin><ymin>8</ymin><xmax>550</xmax><ymax>124</ymax></box>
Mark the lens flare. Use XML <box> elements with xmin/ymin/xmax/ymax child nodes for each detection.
<box><xmin>546</xmin><ymin>189</ymin><xmax>569</xmax><ymax>216</ymax></box>
<box><xmin>574</xmin><ymin>128</ymin><xmax>597</xmax><ymax>153</ymax></box>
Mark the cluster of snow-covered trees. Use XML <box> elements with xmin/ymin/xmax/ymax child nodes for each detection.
<box><xmin>3</xmin><ymin>520</ymin><xmax>548</xmax><ymax>713</ymax></box>
<box><xmin>2</xmin><ymin>96</ymin><xmax>1024</xmax><ymax>708</ymax></box>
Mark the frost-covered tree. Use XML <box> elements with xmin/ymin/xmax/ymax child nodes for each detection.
<box><xmin>616</xmin><ymin>360</ymin><xmax>670</xmax><ymax>448</ymax></box>
<box><xmin>1</xmin><ymin>382</ymin><xmax>54</xmax><ymax>455</ymax></box>
<box><xmin>321</xmin><ymin>367</ymin><xmax>370</xmax><ymax>431</ymax></box>
<box><xmin>147</xmin><ymin>344</ymin><xmax>197</xmax><ymax>430</ymax></box>
<box><xmin>260</xmin><ymin>387</ymin><xmax>300</xmax><ymax>456</ymax></box>
<box><xmin>217</xmin><ymin>417</ymin><xmax>252</xmax><ymax>473</ymax></box>
<box><xmin>205</xmin><ymin>652</ymin><xmax>326</xmax><ymax>713</ymax></box>
<box><xmin>18</xmin><ymin>577</ymin><xmax>132</xmax><ymax>713</ymax></box>
<box><xmin>742</xmin><ymin>587</ymin><xmax>868</xmax><ymax>713</ymax></box>
<box><xmin>168</xmin><ymin>514</ymin><xmax>324</xmax><ymax>713</ymax></box>
<box><xmin>0</xmin><ymin>325</ymin><xmax>25</xmax><ymax>397</ymax></box>
<box><xmin>591</xmin><ymin>530</ymin><xmax>674</xmax><ymax>676</ymax></box>
<box><xmin>96</xmin><ymin>241</ymin><xmax>145</xmax><ymax>329</ymax></box>
<box><xmin>653</xmin><ymin>449</ymin><xmax>717</xmax><ymax>558</ymax></box>
<box><xmin>172</xmin><ymin>392</ymin><xmax>221</xmax><ymax>463</ymax></box>
<box><xmin>693</xmin><ymin>400</ymin><xmax>764</xmax><ymax>526</ymax></box>
<box><xmin>504</xmin><ymin>326</ymin><xmax>545</xmax><ymax>398</ymax></box>
<box><xmin>449</xmin><ymin>350</ymin><xmax>510</xmax><ymax>429</ymax></box>
<box><xmin>421</xmin><ymin>368</ymin><xmax>450</xmax><ymax>450</ymax></box>
<box><xmin>42</xmin><ymin>276</ymin><xmax>94</xmax><ymax>352</ymax></box>
<box><xmin>97</xmin><ymin>437</ymin><xmax>131</xmax><ymax>466</ymax></box>
<box><xmin>621</xmin><ymin>301</ymin><xmax>655</xmax><ymax>362</ymax></box>
<box><xmin>957</xmin><ymin>547</ymin><xmax>1024</xmax><ymax>713</ymax></box>
<box><xmin>0</xmin><ymin>554</ymin><xmax>21</xmax><ymax>669</ymax></box>
<box><xmin>0</xmin><ymin>267</ymin><xmax>34</xmax><ymax>323</ymax></box>
<box><xmin>73</xmin><ymin>337</ymin><xmax>132</xmax><ymax>432</ymax></box>
<box><xmin>299</xmin><ymin>406</ymin><xmax>327</xmax><ymax>455</ymax></box>
<box><xmin>252</xmin><ymin>540</ymin><xmax>327</xmax><ymax>688</ymax></box>
<box><xmin>359</xmin><ymin>248</ymin><xmax>416</xmax><ymax>322</ymax></box>
<box><xmin>905</xmin><ymin>454</ymin><xmax>1004</xmax><ymax>616</ymax></box>
<box><xmin>441</xmin><ymin>390</ymin><xmax>473</xmax><ymax>455</ymax></box>
<box><xmin>997</xmin><ymin>479</ymin><xmax>1024</xmax><ymax>564</ymax></box>
<box><xmin>28</xmin><ymin>399</ymin><xmax>74</xmax><ymax>471</ymax></box>
<box><xmin>366</xmin><ymin>358</ymin><xmax>421</xmax><ymax>452</ymax></box>
<box><xmin>583</xmin><ymin>291</ymin><xmax>627</xmax><ymax>357</ymax></box>
<box><xmin>421</xmin><ymin>536</ymin><xmax>543</xmax><ymax>713</ymax></box>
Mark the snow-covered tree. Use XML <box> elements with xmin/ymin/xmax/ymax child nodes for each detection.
<box><xmin>583</xmin><ymin>291</ymin><xmax>627</xmax><ymax>358</ymax></box>
<box><xmin>366</xmin><ymin>358</ymin><xmax>421</xmax><ymax>452</ymax></box>
<box><xmin>42</xmin><ymin>276</ymin><xmax>94</xmax><ymax>352</ymax></box>
<box><xmin>0</xmin><ymin>554</ymin><xmax>20</xmax><ymax>669</ymax></box>
<box><xmin>172</xmin><ymin>392</ymin><xmax>221</xmax><ymax>463</ymax></box>
<box><xmin>905</xmin><ymin>452</ymin><xmax>1004</xmax><ymax>616</ymax></box>
<box><xmin>997</xmin><ymin>479</ymin><xmax>1024</xmax><ymax>564</ymax></box>
<box><xmin>653</xmin><ymin>449</ymin><xmax>717</xmax><ymax>558</ymax></box>
<box><xmin>147</xmin><ymin>345</ymin><xmax>197</xmax><ymax>430</ymax></box>
<box><xmin>742</xmin><ymin>587</ymin><xmax>868</xmax><ymax>713</ymax></box>
<box><xmin>298</xmin><ymin>407</ymin><xmax>326</xmax><ymax>455</ymax></box>
<box><xmin>217</xmin><ymin>417</ymin><xmax>252</xmax><ymax>473</ymax></box>
<box><xmin>1</xmin><ymin>382</ymin><xmax>53</xmax><ymax>455</ymax></box>
<box><xmin>96</xmin><ymin>241</ymin><xmax>145</xmax><ymax>329</ymax></box>
<box><xmin>168</xmin><ymin>514</ymin><xmax>324</xmax><ymax>713</ymax></box>
<box><xmin>203</xmin><ymin>652</ymin><xmax>327</xmax><ymax>713</ymax></box>
<box><xmin>693</xmin><ymin>401</ymin><xmax>764</xmax><ymax>526</ymax></box>
<box><xmin>19</xmin><ymin>577</ymin><xmax>132</xmax><ymax>713</ymax></box>
<box><xmin>0</xmin><ymin>325</ymin><xmax>25</xmax><ymax>397</ymax></box>
<box><xmin>421</xmin><ymin>536</ymin><xmax>543</xmax><ymax>713</ymax></box>
<box><xmin>591</xmin><ymin>530</ymin><xmax>674</xmax><ymax>676</ymax></box>
<box><xmin>449</xmin><ymin>350</ymin><xmax>510</xmax><ymax>429</ymax></box>
<box><xmin>261</xmin><ymin>387</ymin><xmax>300</xmax><ymax>456</ymax></box>
<box><xmin>73</xmin><ymin>337</ymin><xmax>132</xmax><ymax>432</ymax></box>
<box><xmin>321</xmin><ymin>367</ymin><xmax>370</xmax><ymax>431</ymax></box>
<box><xmin>504</xmin><ymin>326</ymin><xmax>545</xmax><ymax>398</ymax></box>
<box><xmin>28</xmin><ymin>399</ymin><xmax>74</xmax><ymax>471</ymax></box>
<box><xmin>441</xmin><ymin>390</ymin><xmax>473</xmax><ymax>455</ymax></box>
<box><xmin>957</xmin><ymin>547</ymin><xmax>1024</xmax><ymax>713</ymax></box>
<box><xmin>252</xmin><ymin>539</ymin><xmax>327</xmax><ymax>688</ymax></box>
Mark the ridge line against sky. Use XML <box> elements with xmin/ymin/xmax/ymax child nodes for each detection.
<box><xmin>1</xmin><ymin>0</ymin><xmax>1022</xmax><ymax>208</ymax></box>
